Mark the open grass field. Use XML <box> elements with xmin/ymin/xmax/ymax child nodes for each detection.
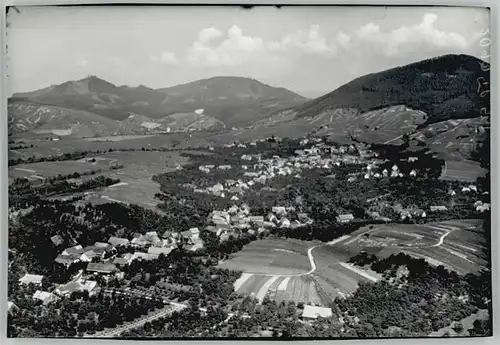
<box><xmin>343</xmin><ymin>219</ymin><xmax>487</xmax><ymax>275</ymax></box>
<box><xmin>8</xmin><ymin>132</ymin><xmax>215</xmax><ymax>160</ymax></box>
<box><xmin>218</xmin><ymin>239</ymin><xmax>314</xmax><ymax>275</ymax></box>
<box><xmin>440</xmin><ymin>160</ymin><xmax>488</xmax><ymax>182</ymax></box>
<box><xmin>77</xmin><ymin>150</ymin><xmax>194</xmax><ymax>210</ymax></box>
<box><xmin>9</xmin><ymin>149</ymin><xmax>205</xmax><ymax>211</ymax></box>
<box><xmin>9</xmin><ymin>159</ymin><xmax>115</xmax><ymax>182</ymax></box>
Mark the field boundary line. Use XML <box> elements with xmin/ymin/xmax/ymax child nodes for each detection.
<box><xmin>234</xmin><ymin>273</ymin><xmax>253</xmax><ymax>291</ymax></box>
<box><xmin>338</xmin><ymin>262</ymin><xmax>379</xmax><ymax>283</ymax></box>
<box><xmin>256</xmin><ymin>276</ymin><xmax>279</xmax><ymax>302</ymax></box>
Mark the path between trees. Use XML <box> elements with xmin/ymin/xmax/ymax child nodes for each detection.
<box><xmin>92</xmin><ymin>288</ymin><xmax>245</xmax><ymax>337</ymax></box>
<box><xmin>91</xmin><ymin>303</ymin><xmax>186</xmax><ymax>338</ymax></box>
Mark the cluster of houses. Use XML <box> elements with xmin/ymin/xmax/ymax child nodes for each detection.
<box><xmin>191</xmin><ymin>139</ymin><xmax>385</xmax><ymax>202</ymax></box>
<box><xmin>15</xmin><ymin>229</ymin><xmax>207</xmax><ymax>306</ymax></box>
<box><xmin>17</xmin><ymin>271</ymin><xmax>98</xmax><ymax>305</ymax></box>
<box><xmin>204</xmin><ymin>204</ymin><xmax>314</xmax><ymax>241</ymax></box>
<box><xmin>198</xmin><ymin>164</ymin><xmax>232</xmax><ymax>174</ymax></box>
<box><xmin>474</xmin><ymin>200</ymin><xmax>491</xmax><ymax>213</ymax></box>
<box><xmin>347</xmin><ymin>163</ymin><xmax>418</xmax><ymax>183</ymax></box>
<box><xmin>54</xmin><ymin>228</ymin><xmax>205</xmax><ymax>271</ymax></box>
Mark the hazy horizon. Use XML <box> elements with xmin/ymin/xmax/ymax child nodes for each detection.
<box><xmin>6</xmin><ymin>6</ymin><xmax>490</xmax><ymax>97</ymax></box>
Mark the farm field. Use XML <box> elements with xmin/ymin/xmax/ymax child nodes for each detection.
<box><xmin>220</xmin><ymin>220</ymin><xmax>487</xmax><ymax>306</ymax></box>
<box><xmin>8</xmin><ymin>132</ymin><xmax>215</xmax><ymax>160</ymax></box>
<box><xmin>439</xmin><ymin>160</ymin><xmax>487</xmax><ymax>182</ymax></box>
<box><xmin>222</xmin><ymin>237</ymin><xmax>382</xmax><ymax>306</ymax></box>
<box><xmin>77</xmin><ymin>150</ymin><xmax>194</xmax><ymax>210</ymax></box>
<box><xmin>218</xmin><ymin>239</ymin><xmax>315</xmax><ymax>275</ymax></box>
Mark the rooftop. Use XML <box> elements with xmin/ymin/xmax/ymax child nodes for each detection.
<box><xmin>19</xmin><ymin>273</ymin><xmax>44</xmax><ymax>284</ymax></box>
<box><xmin>301</xmin><ymin>305</ymin><xmax>333</xmax><ymax>319</ymax></box>
<box><xmin>86</xmin><ymin>262</ymin><xmax>118</xmax><ymax>273</ymax></box>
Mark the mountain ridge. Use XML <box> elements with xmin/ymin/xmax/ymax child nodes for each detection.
<box><xmin>294</xmin><ymin>54</ymin><xmax>489</xmax><ymax>124</ymax></box>
<box><xmin>12</xmin><ymin>75</ymin><xmax>308</xmax><ymax>126</ymax></box>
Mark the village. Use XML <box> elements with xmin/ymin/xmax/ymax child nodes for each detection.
<box><xmin>12</xmin><ymin>136</ymin><xmax>489</xmax><ymax>313</ymax></box>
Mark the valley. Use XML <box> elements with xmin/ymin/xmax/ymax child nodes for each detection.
<box><xmin>7</xmin><ymin>53</ymin><xmax>491</xmax><ymax>339</ymax></box>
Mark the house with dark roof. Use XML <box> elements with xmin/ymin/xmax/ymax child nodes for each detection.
<box><xmin>131</xmin><ymin>235</ymin><xmax>148</xmax><ymax>247</ymax></box>
<box><xmin>108</xmin><ymin>236</ymin><xmax>130</xmax><ymax>247</ymax></box>
<box><xmin>86</xmin><ymin>262</ymin><xmax>118</xmax><ymax>274</ymax></box>
<box><xmin>248</xmin><ymin>216</ymin><xmax>265</xmax><ymax>226</ymax></box>
<box><xmin>184</xmin><ymin>239</ymin><xmax>204</xmax><ymax>252</ymax></box>
<box><xmin>132</xmin><ymin>252</ymin><xmax>158</xmax><ymax>261</ymax></box>
<box><xmin>336</xmin><ymin>214</ymin><xmax>354</xmax><ymax>223</ymax></box>
<box><xmin>82</xmin><ymin>246</ymin><xmax>107</xmax><ymax>261</ymax></box>
<box><xmin>113</xmin><ymin>253</ymin><xmax>134</xmax><ymax>266</ymax></box>
<box><xmin>180</xmin><ymin>228</ymin><xmax>201</xmax><ymax>243</ymax></box>
<box><xmin>55</xmin><ymin>254</ymin><xmax>80</xmax><ymax>267</ymax></box>
<box><xmin>62</xmin><ymin>245</ymin><xmax>85</xmax><ymax>256</ymax></box>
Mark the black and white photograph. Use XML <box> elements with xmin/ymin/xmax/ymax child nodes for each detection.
<box><xmin>5</xmin><ymin>4</ymin><xmax>492</xmax><ymax>339</ymax></box>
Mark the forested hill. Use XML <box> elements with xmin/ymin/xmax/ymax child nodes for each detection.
<box><xmin>295</xmin><ymin>54</ymin><xmax>490</xmax><ymax>124</ymax></box>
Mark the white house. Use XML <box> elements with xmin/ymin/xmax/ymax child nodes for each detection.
<box><xmin>279</xmin><ymin>218</ymin><xmax>291</xmax><ymax>228</ymax></box>
<box><xmin>272</xmin><ymin>206</ymin><xmax>287</xmax><ymax>216</ymax></box>
<box><xmin>301</xmin><ymin>305</ymin><xmax>333</xmax><ymax>319</ymax></box>
<box><xmin>336</xmin><ymin>214</ymin><xmax>354</xmax><ymax>223</ymax></box>
<box><xmin>19</xmin><ymin>273</ymin><xmax>44</xmax><ymax>286</ymax></box>
<box><xmin>189</xmin><ymin>227</ymin><xmax>200</xmax><ymax>240</ymax></box>
<box><xmin>212</xmin><ymin>183</ymin><xmax>224</xmax><ymax>192</ymax></box>
<box><xmin>33</xmin><ymin>290</ymin><xmax>59</xmax><ymax>305</ymax></box>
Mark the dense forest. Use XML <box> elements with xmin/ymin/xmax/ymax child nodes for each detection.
<box><xmin>296</xmin><ymin>54</ymin><xmax>490</xmax><ymax>125</ymax></box>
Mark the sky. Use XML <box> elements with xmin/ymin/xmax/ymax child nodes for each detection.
<box><xmin>6</xmin><ymin>5</ymin><xmax>490</xmax><ymax>98</ymax></box>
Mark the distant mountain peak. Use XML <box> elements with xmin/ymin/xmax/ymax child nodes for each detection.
<box><xmin>10</xmin><ymin>75</ymin><xmax>308</xmax><ymax>127</ymax></box>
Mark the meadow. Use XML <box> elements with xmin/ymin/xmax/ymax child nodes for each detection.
<box><xmin>439</xmin><ymin>160</ymin><xmax>487</xmax><ymax>182</ymax></box>
<box><xmin>344</xmin><ymin>220</ymin><xmax>487</xmax><ymax>275</ymax></box>
<box><xmin>8</xmin><ymin>149</ymin><xmax>204</xmax><ymax>210</ymax></box>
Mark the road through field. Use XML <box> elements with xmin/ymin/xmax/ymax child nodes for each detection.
<box><xmin>244</xmin><ymin>235</ymin><xmax>353</xmax><ymax>303</ymax></box>
<box><xmin>422</xmin><ymin>225</ymin><xmax>455</xmax><ymax>247</ymax></box>
<box><xmin>297</xmin><ymin>235</ymin><xmax>352</xmax><ymax>277</ymax></box>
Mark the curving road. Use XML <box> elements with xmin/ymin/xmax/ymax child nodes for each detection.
<box><xmin>301</xmin><ymin>235</ymin><xmax>353</xmax><ymax>276</ymax></box>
